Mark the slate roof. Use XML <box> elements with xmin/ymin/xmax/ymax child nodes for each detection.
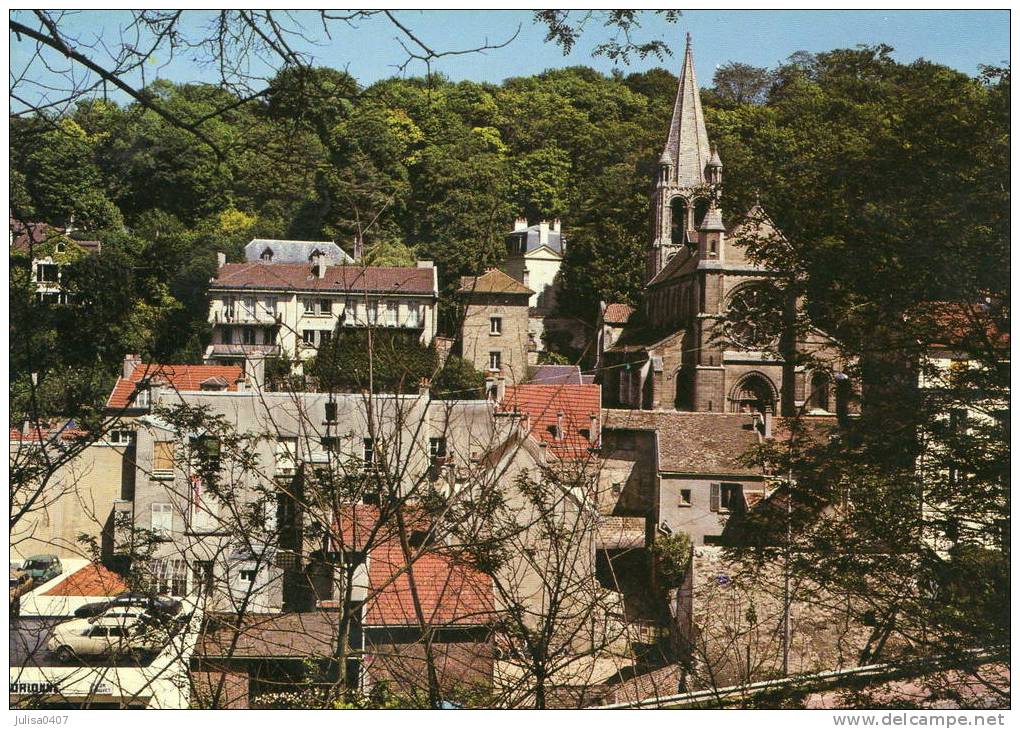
<box><xmin>457</xmin><ymin>268</ymin><xmax>533</xmax><ymax>296</ymax></box>
<box><xmin>603</xmin><ymin>303</ymin><xmax>636</xmax><ymax>325</ymax></box>
<box><xmin>529</xmin><ymin>365</ymin><xmax>586</xmax><ymax>385</ymax></box>
<box><xmin>106</xmin><ymin>363</ymin><xmax>244</xmax><ymax>410</ymax></box>
<box><xmin>211</xmin><ymin>262</ymin><xmax>435</xmax><ymax>295</ymax></box>
<box><xmin>506</xmin><ymin>223</ymin><xmax>564</xmax><ymax>255</ymax></box>
<box><xmin>602</xmin><ymin>410</ymin><xmax>762</xmax><ymax>476</ymax></box>
<box><xmin>244</xmin><ymin>238</ymin><xmax>353</xmax><ymax>264</ymax></box>
<box><xmin>365</xmin><ymin>540</ymin><xmax>494</xmax><ymax>627</ymax></box>
<box><xmin>501</xmin><ymin>384</ymin><xmax>602</xmax><ymax>460</ymax></box>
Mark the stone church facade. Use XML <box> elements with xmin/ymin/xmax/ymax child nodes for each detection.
<box><xmin>600</xmin><ymin>36</ymin><xmax>848</xmax><ymax>417</ymax></box>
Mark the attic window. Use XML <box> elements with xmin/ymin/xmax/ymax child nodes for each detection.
<box><xmin>260</xmin><ymin>248</ymin><xmax>273</xmax><ymax>261</ymax></box>
<box><xmin>200</xmin><ymin>376</ymin><xmax>228</xmax><ymax>391</ymax></box>
<box><xmin>308</xmin><ymin>249</ymin><xmax>324</xmax><ymax>261</ymax></box>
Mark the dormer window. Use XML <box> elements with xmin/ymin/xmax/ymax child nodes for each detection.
<box><xmin>260</xmin><ymin>248</ymin><xmax>273</xmax><ymax>262</ymax></box>
<box><xmin>308</xmin><ymin>249</ymin><xmax>324</xmax><ymax>261</ymax></box>
<box><xmin>200</xmin><ymin>376</ymin><xmax>229</xmax><ymax>392</ymax></box>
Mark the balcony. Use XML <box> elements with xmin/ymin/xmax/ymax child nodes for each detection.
<box><xmin>213</xmin><ymin>309</ymin><xmax>282</xmax><ymax>325</ymax></box>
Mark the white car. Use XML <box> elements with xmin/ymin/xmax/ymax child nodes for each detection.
<box><xmin>46</xmin><ymin>613</ymin><xmax>162</xmax><ymax>663</ymax></box>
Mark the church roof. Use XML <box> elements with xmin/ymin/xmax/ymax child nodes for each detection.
<box><xmin>662</xmin><ymin>35</ymin><xmax>712</xmax><ymax>188</ymax></box>
<box><xmin>457</xmin><ymin>268</ymin><xmax>533</xmax><ymax>296</ymax></box>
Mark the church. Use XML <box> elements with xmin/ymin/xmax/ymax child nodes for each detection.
<box><xmin>598</xmin><ymin>36</ymin><xmax>848</xmax><ymax>417</ymax></box>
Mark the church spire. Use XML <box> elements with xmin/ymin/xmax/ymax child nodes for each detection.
<box><xmin>662</xmin><ymin>33</ymin><xmax>712</xmax><ymax>188</ymax></box>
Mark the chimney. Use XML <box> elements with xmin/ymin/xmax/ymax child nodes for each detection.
<box><xmin>514</xmin><ymin>216</ymin><xmax>528</xmax><ymax>232</ymax></box>
<box><xmin>589</xmin><ymin>412</ymin><xmax>600</xmax><ymax>447</ymax></box>
<box><xmin>216</xmin><ymin>252</ymin><xmax>226</xmax><ymax>269</ymax></box>
<box><xmin>416</xmin><ymin>260</ymin><xmax>434</xmax><ymax>268</ymax></box>
<box><xmin>555</xmin><ymin>411</ymin><xmax>565</xmax><ymax>441</ymax></box>
<box><xmin>496</xmin><ymin>374</ymin><xmax>506</xmax><ymax>403</ymax></box>
<box><xmin>551</xmin><ymin>218</ymin><xmax>561</xmax><ymax>234</ymax></box>
<box><xmin>485</xmin><ymin>374</ymin><xmax>497</xmax><ymax>401</ymax></box>
<box><xmin>122</xmin><ymin>354</ymin><xmax>142</xmax><ymax>380</ymax></box>
<box><xmin>352</xmin><ymin>236</ymin><xmax>363</xmax><ymax>262</ymax></box>
<box><xmin>538</xmin><ymin>221</ymin><xmax>549</xmax><ymax>246</ymax></box>
<box><xmin>519</xmin><ymin>412</ymin><xmax>531</xmax><ymax>436</ymax></box>
<box><xmin>314</xmin><ymin>258</ymin><xmax>327</xmax><ymax>279</ymax></box>
<box><xmin>418</xmin><ymin>377</ymin><xmax>431</xmax><ymax>396</ymax></box>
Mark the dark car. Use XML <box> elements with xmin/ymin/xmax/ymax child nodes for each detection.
<box><xmin>73</xmin><ymin>592</ymin><xmax>183</xmax><ymax>620</ymax></box>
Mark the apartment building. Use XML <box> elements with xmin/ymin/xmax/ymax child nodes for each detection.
<box><xmin>205</xmin><ymin>256</ymin><xmax>439</xmax><ymax>366</ymax></box>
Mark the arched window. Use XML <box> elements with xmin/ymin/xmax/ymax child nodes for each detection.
<box><xmin>809</xmin><ymin>372</ymin><xmax>831</xmax><ymax>412</ymax></box>
<box><xmin>692</xmin><ymin>198</ymin><xmax>710</xmax><ymax>229</ymax></box>
<box><xmin>670</xmin><ymin>197</ymin><xmax>688</xmax><ymax>246</ymax></box>
<box><xmin>729</xmin><ymin>373</ymin><xmax>776</xmax><ymax>415</ymax></box>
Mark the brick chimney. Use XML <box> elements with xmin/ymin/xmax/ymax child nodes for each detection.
<box><xmin>551</xmin><ymin>218</ymin><xmax>561</xmax><ymax>234</ymax></box>
<box><xmin>514</xmin><ymin>216</ymin><xmax>528</xmax><ymax>232</ymax></box>
<box><xmin>555</xmin><ymin>411</ymin><xmax>565</xmax><ymax>441</ymax></box>
<box><xmin>122</xmin><ymin>354</ymin><xmax>142</xmax><ymax>380</ymax></box>
<box><xmin>589</xmin><ymin>412</ymin><xmax>600</xmax><ymax>447</ymax></box>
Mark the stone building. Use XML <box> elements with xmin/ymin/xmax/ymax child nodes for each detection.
<box><xmin>599</xmin><ymin>36</ymin><xmax>848</xmax><ymax>416</ymax></box>
<box><xmin>457</xmin><ymin>268</ymin><xmax>533</xmax><ymax>385</ymax></box>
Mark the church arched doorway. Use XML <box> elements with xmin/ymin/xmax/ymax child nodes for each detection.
<box><xmin>729</xmin><ymin>372</ymin><xmax>777</xmax><ymax>415</ymax></box>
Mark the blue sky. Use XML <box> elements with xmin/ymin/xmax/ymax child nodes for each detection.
<box><xmin>9</xmin><ymin>10</ymin><xmax>1010</xmax><ymax>108</ymax></box>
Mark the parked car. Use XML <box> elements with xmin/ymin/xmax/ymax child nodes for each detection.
<box><xmin>9</xmin><ymin>568</ymin><xmax>33</xmax><ymax>615</ymax></box>
<box><xmin>73</xmin><ymin>591</ymin><xmax>183</xmax><ymax>620</ymax></box>
<box><xmin>46</xmin><ymin>614</ymin><xmax>163</xmax><ymax>663</ymax></box>
<box><xmin>21</xmin><ymin>555</ymin><xmax>62</xmax><ymax>584</ymax></box>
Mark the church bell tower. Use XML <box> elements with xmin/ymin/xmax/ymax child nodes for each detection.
<box><xmin>648</xmin><ymin>34</ymin><xmax>723</xmax><ymax>281</ymax></box>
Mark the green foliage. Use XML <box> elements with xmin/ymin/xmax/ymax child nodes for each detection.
<box><xmin>651</xmin><ymin>531</ymin><xmax>692</xmax><ymax>587</ymax></box>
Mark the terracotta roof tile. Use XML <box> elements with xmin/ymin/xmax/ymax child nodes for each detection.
<box><xmin>43</xmin><ymin>563</ymin><xmax>127</xmax><ymax>597</ymax></box>
<box><xmin>502</xmin><ymin>384</ymin><xmax>602</xmax><ymax>460</ymax></box>
<box><xmin>211</xmin><ymin>262</ymin><xmax>435</xmax><ymax>294</ymax></box>
<box><xmin>603</xmin><ymin>303</ymin><xmax>636</xmax><ymax>325</ymax></box>
<box><xmin>106</xmin><ymin>363</ymin><xmax>244</xmax><ymax>410</ymax></box>
<box><xmin>365</xmin><ymin>541</ymin><xmax>493</xmax><ymax>627</ymax></box>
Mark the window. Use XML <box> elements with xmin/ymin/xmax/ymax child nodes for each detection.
<box><xmin>320</xmin><ymin>299</ymin><xmax>332</xmax><ymax>316</ymax></box>
<box><xmin>239</xmin><ymin>569</ymin><xmax>257</xmax><ymax>583</ymax></box>
<box><xmin>363</xmin><ymin>438</ymin><xmax>378</xmax><ymax>471</ymax></box>
<box><xmin>276</xmin><ymin>438</ymin><xmax>298</xmax><ymax>473</ymax></box>
<box><xmin>385</xmin><ymin>302</ymin><xmax>398</xmax><ymax>327</ymax></box>
<box><xmin>262</xmin><ymin>297</ymin><xmax>277</xmax><ymax>316</ymax></box>
<box><xmin>192</xmin><ymin>561</ymin><xmax>215</xmax><ymax>595</ymax></box>
<box><xmin>325</xmin><ymin>400</ymin><xmax>338</xmax><ymax>423</ymax></box>
<box><xmin>489</xmin><ymin>351</ymin><xmax>501</xmax><ymax>371</ymax></box>
<box><xmin>319</xmin><ymin>330</ymin><xmax>332</xmax><ymax>346</ymax></box>
<box><xmin>88</xmin><ymin>627</ymin><xmax>110</xmax><ymax>638</ymax></box>
<box><xmin>35</xmin><ymin>263</ymin><xmax>59</xmax><ymax>282</ymax></box>
<box><xmin>153</xmin><ymin>441</ymin><xmax>175</xmax><ymax>477</ymax></box>
<box><xmin>222</xmin><ymin>297</ymin><xmax>235</xmax><ymax>319</ymax></box>
<box><xmin>321</xmin><ymin>436</ymin><xmax>339</xmax><ymax>452</ymax></box>
<box><xmin>151</xmin><ymin>503</ymin><xmax>173</xmax><ymax>536</ymax></box>
<box><xmin>242</xmin><ymin>328</ymin><xmax>256</xmax><ymax>345</ymax></box>
<box><xmin>343</xmin><ymin>305</ymin><xmax>356</xmax><ymax>327</ymax></box>
<box><xmin>406</xmin><ymin>304</ymin><xmax>421</xmax><ymax>328</ymax></box>
<box><xmin>303</xmin><ymin>329</ymin><xmax>316</xmax><ymax>346</ymax></box>
<box><xmin>191</xmin><ymin>436</ymin><xmax>221</xmax><ymax>473</ymax></box>
<box><xmin>367</xmin><ymin>303</ymin><xmax>378</xmax><ymax>326</ymax></box>
<box><xmin>710</xmin><ymin>482</ymin><xmax>745</xmax><ymax>513</ymax></box>
<box><xmin>152</xmin><ymin>558</ymin><xmax>188</xmax><ymax>597</ymax></box>
<box><xmin>429</xmin><ymin>437</ymin><xmax>447</xmax><ymax>459</ymax></box>
<box><xmin>490</xmin><ymin>316</ymin><xmax>502</xmax><ymax>335</ymax></box>
<box><xmin>809</xmin><ymin>372</ymin><xmax>831</xmax><ymax>411</ymax></box>
<box><xmin>679</xmin><ymin>489</ymin><xmax>692</xmax><ymax>507</ymax></box>
<box><xmin>109</xmin><ymin>430</ymin><xmax>133</xmax><ymax>446</ymax></box>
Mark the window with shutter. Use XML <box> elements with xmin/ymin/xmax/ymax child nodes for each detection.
<box><xmin>153</xmin><ymin>442</ymin><xmax>175</xmax><ymax>478</ymax></box>
<box><xmin>710</xmin><ymin>483</ymin><xmax>720</xmax><ymax>512</ymax></box>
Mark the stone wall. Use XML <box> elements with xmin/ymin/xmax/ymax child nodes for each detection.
<box><xmin>460</xmin><ymin>292</ymin><xmax>530</xmax><ymax>384</ymax></box>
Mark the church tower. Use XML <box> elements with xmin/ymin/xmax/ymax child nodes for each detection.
<box><xmin>648</xmin><ymin>34</ymin><xmax>722</xmax><ymax>281</ymax></box>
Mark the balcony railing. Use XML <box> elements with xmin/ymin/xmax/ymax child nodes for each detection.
<box><xmin>213</xmin><ymin>310</ymin><xmax>282</xmax><ymax>325</ymax></box>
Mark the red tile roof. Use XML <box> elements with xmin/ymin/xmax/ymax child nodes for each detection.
<box><xmin>211</xmin><ymin>262</ymin><xmax>435</xmax><ymax>295</ymax></box>
<box><xmin>501</xmin><ymin>384</ymin><xmax>602</xmax><ymax>460</ymax></box>
<box><xmin>603</xmin><ymin>303</ymin><xmax>635</xmax><ymax>325</ymax></box>
<box><xmin>106</xmin><ymin>363</ymin><xmax>244</xmax><ymax>410</ymax></box>
<box><xmin>365</xmin><ymin>540</ymin><xmax>493</xmax><ymax>627</ymax></box>
<box><xmin>43</xmin><ymin>562</ymin><xmax>127</xmax><ymax>597</ymax></box>
<box><xmin>9</xmin><ymin>420</ymin><xmax>85</xmax><ymax>442</ymax></box>
<box><xmin>9</xmin><ymin>219</ymin><xmax>100</xmax><ymax>254</ymax></box>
